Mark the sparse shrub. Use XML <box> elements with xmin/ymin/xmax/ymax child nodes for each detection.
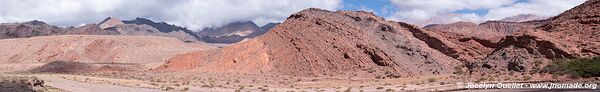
<box><xmin>552</xmin><ymin>74</ymin><xmax>559</xmax><ymax>79</ymax></box>
<box><xmin>453</xmin><ymin>65</ymin><xmax>465</xmax><ymax>74</ymax></box>
<box><xmin>375</xmin><ymin>75</ymin><xmax>384</xmax><ymax>79</ymax></box>
<box><xmin>383</xmin><ymin>83</ymin><xmax>391</xmax><ymax>86</ymax></box>
<box><xmin>366</xmin><ymin>68</ymin><xmax>376</xmax><ymax>73</ymax></box>
<box><xmin>376</xmin><ymin>87</ymin><xmax>384</xmax><ymax>90</ymax></box>
<box><xmin>476</xmin><ymin>77</ymin><xmax>487</xmax><ymax>83</ymax></box>
<box><xmin>522</xmin><ymin>76</ymin><xmax>531</xmax><ymax>81</ymax></box>
<box><xmin>427</xmin><ymin>77</ymin><xmax>436</xmax><ymax>82</ymax></box>
<box><xmin>201</xmin><ymin>84</ymin><xmax>213</xmax><ymax>88</ymax></box>
<box><xmin>344</xmin><ymin>87</ymin><xmax>352</xmax><ymax>92</ymax></box>
<box><xmin>163</xmin><ymin>86</ymin><xmax>174</xmax><ymax>91</ymax></box>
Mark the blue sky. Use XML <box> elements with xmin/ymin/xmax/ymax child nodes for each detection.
<box><xmin>340</xmin><ymin>0</ymin><xmax>585</xmax><ymax>26</ymax></box>
<box><xmin>341</xmin><ymin>0</ymin><xmax>532</xmax><ymax>18</ymax></box>
<box><xmin>341</xmin><ymin>0</ymin><xmax>398</xmax><ymax>17</ymax></box>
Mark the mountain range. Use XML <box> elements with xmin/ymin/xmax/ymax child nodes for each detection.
<box><xmin>1</xmin><ymin>0</ymin><xmax>599</xmax><ymax>91</ymax></box>
<box><xmin>1</xmin><ymin>17</ymin><xmax>279</xmax><ymax>44</ymax></box>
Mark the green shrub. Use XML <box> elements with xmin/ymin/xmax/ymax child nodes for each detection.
<box><xmin>542</xmin><ymin>57</ymin><xmax>600</xmax><ymax>78</ymax></box>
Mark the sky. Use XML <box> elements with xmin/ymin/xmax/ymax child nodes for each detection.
<box><xmin>0</xmin><ymin>0</ymin><xmax>586</xmax><ymax>31</ymax></box>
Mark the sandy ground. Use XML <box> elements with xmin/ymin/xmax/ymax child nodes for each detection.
<box><xmin>1</xmin><ymin>72</ymin><xmax>598</xmax><ymax>92</ymax></box>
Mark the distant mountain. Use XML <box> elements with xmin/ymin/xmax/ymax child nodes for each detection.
<box><xmin>98</xmin><ymin>17</ymin><xmax>125</xmax><ymax>29</ymax></box>
<box><xmin>0</xmin><ymin>20</ymin><xmax>64</xmax><ymax>39</ymax></box>
<box><xmin>96</xmin><ymin>17</ymin><xmax>201</xmax><ymax>43</ymax></box>
<box><xmin>0</xmin><ymin>20</ymin><xmax>116</xmax><ymax>39</ymax></box>
<box><xmin>197</xmin><ymin>21</ymin><xmax>279</xmax><ymax>43</ymax></box>
<box><xmin>0</xmin><ymin>17</ymin><xmax>278</xmax><ymax>44</ymax></box>
<box><xmin>65</xmin><ymin>24</ymin><xmax>119</xmax><ymax>35</ymax></box>
<box><xmin>121</xmin><ymin>18</ymin><xmax>199</xmax><ymax>39</ymax></box>
<box><xmin>499</xmin><ymin>14</ymin><xmax>547</xmax><ymax>22</ymax></box>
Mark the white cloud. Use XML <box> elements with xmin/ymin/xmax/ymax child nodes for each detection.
<box><xmin>387</xmin><ymin>0</ymin><xmax>585</xmax><ymax>26</ymax></box>
<box><xmin>0</xmin><ymin>0</ymin><xmax>341</xmax><ymax>30</ymax></box>
<box><xmin>484</xmin><ymin>0</ymin><xmax>585</xmax><ymax>20</ymax></box>
<box><xmin>162</xmin><ymin>0</ymin><xmax>340</xmax><ymax>30</ymax></box>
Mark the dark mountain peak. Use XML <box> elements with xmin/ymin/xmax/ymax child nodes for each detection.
<box><xmin>129</xmin><ymin>17</ymin><xmax>154</xmax><ymax>24</ymax></box>
<box><xmin>223</xmin><ymin>21</ymin><xmax>259</xmax><ymax>28</ymax></box>
<box><xmin>260</xmin><ymin>22</ymin><xmax>280</xmax><ymax>31</ymax></box>
<box><xmin>23</xmin><ymin>20</ymin><xmax>48</xmax><ymax>25</ymax></box>
<box><xmin>122</xmin><ymin>17</ymin><xmax>190</xmax><ymax>33</ymax></box>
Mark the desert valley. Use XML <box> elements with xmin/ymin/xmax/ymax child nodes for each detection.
<box><xmin>1</xmin><ymin>0</ymin><xmax>600</xmax><ymax>92</ymax></box>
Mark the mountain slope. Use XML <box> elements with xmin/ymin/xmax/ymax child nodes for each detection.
<box><xmin>0</xmin><ymin>20</ymin><xmax>116</xmax><ymax>39</ymax></box>
<box><xmin>159</xmin><ymin>8</ymin><xmax>458</xmax><ymax>78</ymax></box>
<box><xmin>500</xmin><ymin>14</ymin><xmax>546</xmax><ymax>22</ymax></box>
<box><xmin>0</xmin><ymin>35</ymin><xmax>214</xmax><ymax>71</ymax></box>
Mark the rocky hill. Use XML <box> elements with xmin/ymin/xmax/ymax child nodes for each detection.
<box><xmin>159</xmin><ymin>8</ymin><xmax>458</xmax><ymax>78</ymax></box>
<box><xmin>421</xmin><ymin>0</ymin><xmax>600</xmax><ymax>75</ymax></box>
<box><xmin>0</xmin><ymin>20</ymin><xmax>118</xmax><ymax>39</ymax></box>
<box><xmin>100</xmin><ymin>17</ymin><xmax>201</xmax><ymax>43</ymax></box>
<box><xmin>159</xmin><ymin>0</ymin><xmax>600</xmax><ymax>79</ymax></box>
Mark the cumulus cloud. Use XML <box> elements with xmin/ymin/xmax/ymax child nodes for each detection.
<box><xmin>387</xmin><ymin>0</ymin><xmax>585</xmax><ymax>26</ymax></box>
<box><xmin>0</xmin><ymin>0</ymin><xmax>341</xmax><ymax>30</ymax></box>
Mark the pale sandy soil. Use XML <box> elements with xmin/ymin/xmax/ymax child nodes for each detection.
<box><xmin>2</xmin><ymin>71</ymin><xmax>599</xmax><ymax>92</ymax></box>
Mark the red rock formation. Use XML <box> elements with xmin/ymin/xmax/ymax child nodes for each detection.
<box><xmin>160</xmin><ymin>8</ymin><xmax>458</xmax><ymax>78</ymax></box>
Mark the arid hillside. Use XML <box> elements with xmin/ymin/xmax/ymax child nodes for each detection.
<box><xmin>0</xmin><ymin>35</ymin><xmax>215</xmax><ymax>72</ymax></box>
<box><xmin>160</xmin><ymin>8</ymin><xmax>460</xmax><ymax>78</ymax></box>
